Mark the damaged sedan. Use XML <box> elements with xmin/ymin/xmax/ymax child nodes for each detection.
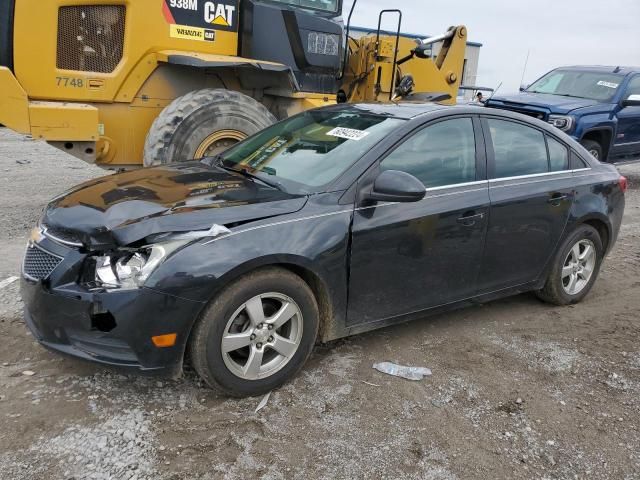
<box><xmin>21</xmin><ymin>104</ymin><xmax>626</xmax><ymax>396</ymax></box>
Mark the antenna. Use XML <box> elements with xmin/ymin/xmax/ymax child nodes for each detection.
<box><xmin>520</xmin><ymin>49</ymin><xmax>530</xmax><ymax>88</ymax></box>
<box><xmin>486</xmin><ymin>82</ymin><xmax>503</xmax><ymax>103</ymax></box>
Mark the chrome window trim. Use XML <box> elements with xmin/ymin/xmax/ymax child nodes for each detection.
<box><xmin>424</xmin><ymin>180</ymin><xmax>488</xmax><ymax>192</ymax></box>
<box><xmin>42</xmin><ymin>226</ymin><xmax>83</xmax><ymax>247</ymax></box>
<box><xmin>488</xmin><ymin>168</ymin><xmax>593</xmax><ymax>185</ymax></box>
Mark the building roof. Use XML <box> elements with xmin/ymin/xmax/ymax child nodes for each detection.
<box><xmin>350</xmin><ymin>26</ymin><xmax>483</xmax><ymax>48</ymax></box>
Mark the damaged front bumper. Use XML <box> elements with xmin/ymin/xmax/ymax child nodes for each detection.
<box><xmin>20</xmin><ymin>235</ymin><xmax>205</xmax><ymax>374</ymax></box>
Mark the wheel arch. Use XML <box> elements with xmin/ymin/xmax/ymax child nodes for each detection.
<box><xmin>580</xmin><ymin>128</ymin><xmax>614</xmax><ymax>160</ymax></box>
<box><xmin>183</xmin><ymin>254</ymin><xmax>339</xmax><ymax>361</ymax></box>
<box><xmin>573</xmin><ymin>214</ymin><xmax>612</xmax><ymax>254</ymax></box>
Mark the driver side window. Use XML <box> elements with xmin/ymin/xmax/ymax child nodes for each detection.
<box><xmin>380</xmin><ymin>118</ymin><xmax>477</xmax><ymax>188</ymax></box>
<box><xmin>626</xmin><ymin>75</ymin><xmax>640</xmax><ymax>97</ymax></box>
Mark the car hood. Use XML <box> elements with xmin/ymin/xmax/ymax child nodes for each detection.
<box><xmin>42</xmin><ymin>162</ymin><xmax>307</xmax><ymax>249</ymax></box>
<box><xmin>488</xmin><ymin>92</ymin><xmax>601</xmax><ymax>114</ymax></box>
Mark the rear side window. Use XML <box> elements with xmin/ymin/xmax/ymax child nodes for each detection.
<box><xmin>547</xmin><ymin>136</ymin><xmax>569</xmax><ymax>171</ymax></box>
<box><xmin>487</xmin><ymin>119</ymin><xmax>548</xmax><ymax>178</ymax></box>
<box><xmin>570</xmin><ymin>151</ymin><xmax>589</xmax><ymax>169</ymax></box>
<box><xmin>380</xmin><ymin>118</ymin><xmax>476</xmax><ymax>188</ymax></box>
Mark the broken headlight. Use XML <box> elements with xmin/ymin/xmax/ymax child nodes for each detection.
<box><xmin>94</xmin><ymin>240</ymin><xmax>186</xmax><ymax>290</ymax></box>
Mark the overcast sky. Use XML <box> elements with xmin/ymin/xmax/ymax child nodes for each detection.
<box><xmin>342</xmin><ymin>0</ymin><xmax>640</xmax><ymax>94</ymax></box>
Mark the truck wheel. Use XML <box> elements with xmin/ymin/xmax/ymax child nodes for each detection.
<box><xmin>189</xmin><ymin>268</ymin><xmax>319</xmax><ymax>397</ymax></box>
<box><xmin>580</xmin><ymin>139</ymin><xmax>603</xmax><ymax>161</ymax></box>
<box><xmin>143</xmin><ymin>89</ymin><xmax>276</xmax><ymax>166</ymax></box>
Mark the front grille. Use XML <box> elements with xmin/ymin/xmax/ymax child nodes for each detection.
<box><xmin>57</xmin><ymin>5</ymin><xmax>126</xmax><ymax>73</ymax></box>
<box><xmin>23</xmin><ymin>244</ymin><xmax>63</xmax><ymax>281</ymax></box>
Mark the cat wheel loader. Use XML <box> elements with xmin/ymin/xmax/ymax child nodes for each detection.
<box><xmin>0</xmin><ymin>0</ymin><xmax>468</xmax><ymax>168</ymax></box>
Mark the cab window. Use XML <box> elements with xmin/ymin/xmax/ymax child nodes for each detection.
<box><xmin>487</xmin><ymin>119</ymin><xmax>548</xmax><ymax>178</ymax></box>
<box><xmin>625</xmin><ymin>75</ymin><xmax>640</xmax><ymax>97</ymax></box>
<box><xmin>380</xmin><ymin>118</ymin><xmax>477</xmax><ymax>188</ymax></box>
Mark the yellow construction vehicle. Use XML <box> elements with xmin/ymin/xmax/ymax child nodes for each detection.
<box><xmin>0</xmin><ymin>0</ymin><xmax>468</xmax><ymax>168</ymax></box>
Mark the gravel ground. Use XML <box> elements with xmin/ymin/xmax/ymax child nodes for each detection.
<box><xmin>1</xmin><ymin>128</ymin><xmax>640</xmax><ymax>479</ymax></box>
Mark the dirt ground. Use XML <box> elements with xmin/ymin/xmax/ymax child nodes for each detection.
<box><xmin>0</xmin><ymin>127</ymin><xmax>639</xmax><ymax>480</ymax></box>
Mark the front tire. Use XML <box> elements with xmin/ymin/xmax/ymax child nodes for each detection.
<box><xmin>189</xmin><ymin>268</ymin><xmax>319</xmax><ymax>397</ymax></box>
<box><xmin>536</xmin><ymin>225</ymin><xmax>603</xmax><ymax>305</ymax></box>
<box><xmin>580</xmin><ymin>139</ymin><xmax>603</xmax><ymax>161</ymax></box>
<box><xmin>143</xmin><ymin>89</ymin><xmax>276</xmax><ymax>166</ymax></box>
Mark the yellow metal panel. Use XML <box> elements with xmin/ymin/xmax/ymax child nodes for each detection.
<box><xmin>29</xmin><ymin>102</ymin><xmax>99</xmax><ymax>141</ymax></box>
<box><xmin>0</xmin><ymin>67</ymin><xmax>30</xmax><ymax>133</ymax></box>
<box><xmin>13</xmin><ymin>0</ymin><xmax>239</xmax><ymax>103</ymax></box>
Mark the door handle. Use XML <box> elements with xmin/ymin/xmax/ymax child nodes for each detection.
<box><xmin>457</xmin><ymin>212</ymin><xmax>485</xmax><ymax>226</ymax></box>
<box><xmin>547</xmin><ymin>194</ymin><xmax>568</xmax><ymax>205</ymax></box>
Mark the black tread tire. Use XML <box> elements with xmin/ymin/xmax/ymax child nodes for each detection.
<box><xmin>536</xmin><ymin>225</ymin><xmax>603</xmax><ymax>306</ymax></box>
<box><xmin>580</xmin><ymin>139</ymin><xmax>603</xmax><ymax>161</ymax></box>
<box><xmin>189</xmin><ymin>267</ymin><xmax>319</xmax><ymax>397</ymax></box>
<box><xmin>143</xmin><ymin>89</ymin><xmax>276</xmax><ymax>166</ymax></box>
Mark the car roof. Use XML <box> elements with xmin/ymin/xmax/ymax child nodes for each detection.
<box><xmin>552</xmin><ymin>65</ymin><xmax>640</xmax><ymax>75</ymax></box>
<box><xmin>326</xmin><ymin>102</ymin><xmax>450</xmax><ymax>119</ymax></box>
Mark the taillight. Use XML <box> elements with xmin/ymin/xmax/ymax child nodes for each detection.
<box><xmin>619</xmin><ymin>176</ymin><xmax>628</xmax><ymax>193</ymax></box>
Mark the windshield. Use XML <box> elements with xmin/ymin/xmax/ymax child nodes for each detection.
<box><xmin>218</xmin><ymin>109</ymin><xmax>405</xmax><ymax>193</ymax></box>
<box><xmin>527</xmin><ymin>69</ymin><xmax>624</xmax><ymax>102</ymax></box>
<box><xmin>267</xmin><ymin>0</ymin><xmax>340</xmax><ymax>13</ymax></box>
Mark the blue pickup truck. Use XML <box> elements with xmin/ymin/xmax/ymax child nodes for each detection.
<box><xmin>485</xmin><ymin>66</ymin><xmax>640</xmax><ymax>162</ymax></box>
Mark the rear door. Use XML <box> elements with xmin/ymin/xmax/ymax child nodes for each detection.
<box><xmin>347</xmin><ymin>116</ymin><xmax>490</xmax><ymax>325</ymax></box>
<box><xmin>612</xmin><ymin>75</ymin><xmax>640</xmax><ymax>158</ymax></box>
<box><xmin>477</xmin><ymin>116</ymin><xmax>575</xmax><ymax>292</ymax></box>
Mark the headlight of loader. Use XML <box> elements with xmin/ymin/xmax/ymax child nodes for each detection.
<box><xmin>547</xmin><ymin>115</ymin><xmax>574</xmax><ymax>132</ymax></box>
<box><xmin>94</xmin><ymin>240</ymin><xmax>187</xmax><ymax>290</ymax></box>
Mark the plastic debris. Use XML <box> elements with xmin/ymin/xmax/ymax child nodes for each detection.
<box><xmin>362</xmin><ymin>381</ymin><xmax>380</xmax><ymax>387</ymax></box>
<box><xmin>373</xmin><ymin>362</ymin><xmax>432</xmax><ymax>381</ymax></box>
<box><xmin>255</xmin><ymin>391</ymin><xmax>271</xmax><ymax>413</ymax></box>
<box><xmin>21</xmin><ymin>370</ymin><xmax>36</xmax><ymax>376</ymax></box>
<box><xmin>0</xmin><ymin>276</ymin><xmax>18</xmax><ymax>290</ymax></box>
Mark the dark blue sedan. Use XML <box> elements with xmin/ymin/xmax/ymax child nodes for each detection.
<box><xmin>21</xmin><ymin>103</ymin><xmax>626</xmax><ymax>396</ymax></box>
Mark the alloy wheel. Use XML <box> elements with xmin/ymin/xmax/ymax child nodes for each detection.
<box><xmin>221</xmin><ymin>293</ymin><xmax>303</xmax><ymax>380</ymax></box>
<box><xmin>561</xmin><ymin>239</ymin><xmax>596</xmax><ymax>295</ymax></box>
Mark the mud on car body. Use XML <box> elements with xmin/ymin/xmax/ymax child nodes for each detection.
<box><xmin>21</xmin><ymin>103</ymin><xmax>626</xmax><ymax>397</ymax></box>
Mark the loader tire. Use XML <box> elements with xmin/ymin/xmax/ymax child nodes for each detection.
<box><xmin>143</xmin><ymin>89</ymin><xmax>276</xmax><ymax>166</ymax></box>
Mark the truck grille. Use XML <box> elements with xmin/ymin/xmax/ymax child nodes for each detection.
<box><xmin>23</xmin><ymin>244</ymin><xmax>63</xmax><ymax>281</ymax></box>
<box><xmin>57</xmin><ymin>5</ymin><xmax>126</xmax><ymax>73</ymax></box>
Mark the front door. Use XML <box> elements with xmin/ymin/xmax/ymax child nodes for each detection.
<box><xmin>347</xmin><ymin>117</ymin><xmax>489</xmax><ymax>325</ymax></box>
<box><xmin>612</xmin><ymin>75</ymin><xmax>640</xmax><ymax>158</ymax></box>
<box><xmin>478</xmin><ymin>117</ymin><xmax>575</xmax><ymax>292</ymax></box>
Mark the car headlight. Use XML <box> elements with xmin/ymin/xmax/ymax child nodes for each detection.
<box><xmin>94</xmin><ymin>240</ymin><xmax>187</xmax><ymax>290</ymax></box>
<box><xmin>547</xmin><ymin>115</ymin><xmax>574</xmax><ymax>132</ymax></box>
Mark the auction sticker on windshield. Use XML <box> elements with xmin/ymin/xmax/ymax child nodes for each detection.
<box><xmin>327</xmin><ymin>127</ymin><xmax>371</xmax><ymax>141</ymax></box>
<box><xmin>597</xmin><ymin>81</ymin><xmax>619</xmax><ymax>89</ymax></box>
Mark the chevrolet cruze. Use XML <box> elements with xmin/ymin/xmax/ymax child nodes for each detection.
<box><xmin>21</xmin><ymin>103</ymin><xmax>626</xmax><ymax>396</ymax></box>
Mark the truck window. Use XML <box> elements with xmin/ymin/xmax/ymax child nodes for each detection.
<box><xmin>268</xmin><ymin>0</ymin><xmax>340</xmax><ymax>13</ymax></box>
<box><xmin>625</xmin><ymin>76</ymin><xmax>640</xmax><ymax>97</ymax></box>
<box><xmin>527</xmin><ymin>70</ymin><xmax>625</xmax><ymax>102</ymax></box>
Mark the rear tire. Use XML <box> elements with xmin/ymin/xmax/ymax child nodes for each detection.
<box><xmin>143</xmin><ymin>89</ymin><xmax>276</xmax><ymax>166</ymax></box>
<box><xmin>189</xmin><ymin>268</ymin><xmax>319</xmax><ymax>397</ymax></box>
<box><xmin>536</xmin><ymin>225</ymin><xmax>603</xmax><ymax>306</ymax></box>
<box><xmin>580</xmin><ymin>139</ymin><xmax>603</xmax><ymax>161</ymax></box>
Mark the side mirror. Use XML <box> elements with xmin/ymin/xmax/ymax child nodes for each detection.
<box><xmin>622</xmin><ymin>94</ymin><xmax>640</xmax><ymax>107</ymax></box>
<box><xmin>367</xmin><ymin>170</ymin><xmax>426</xmax><ymax>203</ymax></box>
<box><xmin>519</xmin><ymin>83</ymin><xmax>529</xmax><ymax>92</ymax></box>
